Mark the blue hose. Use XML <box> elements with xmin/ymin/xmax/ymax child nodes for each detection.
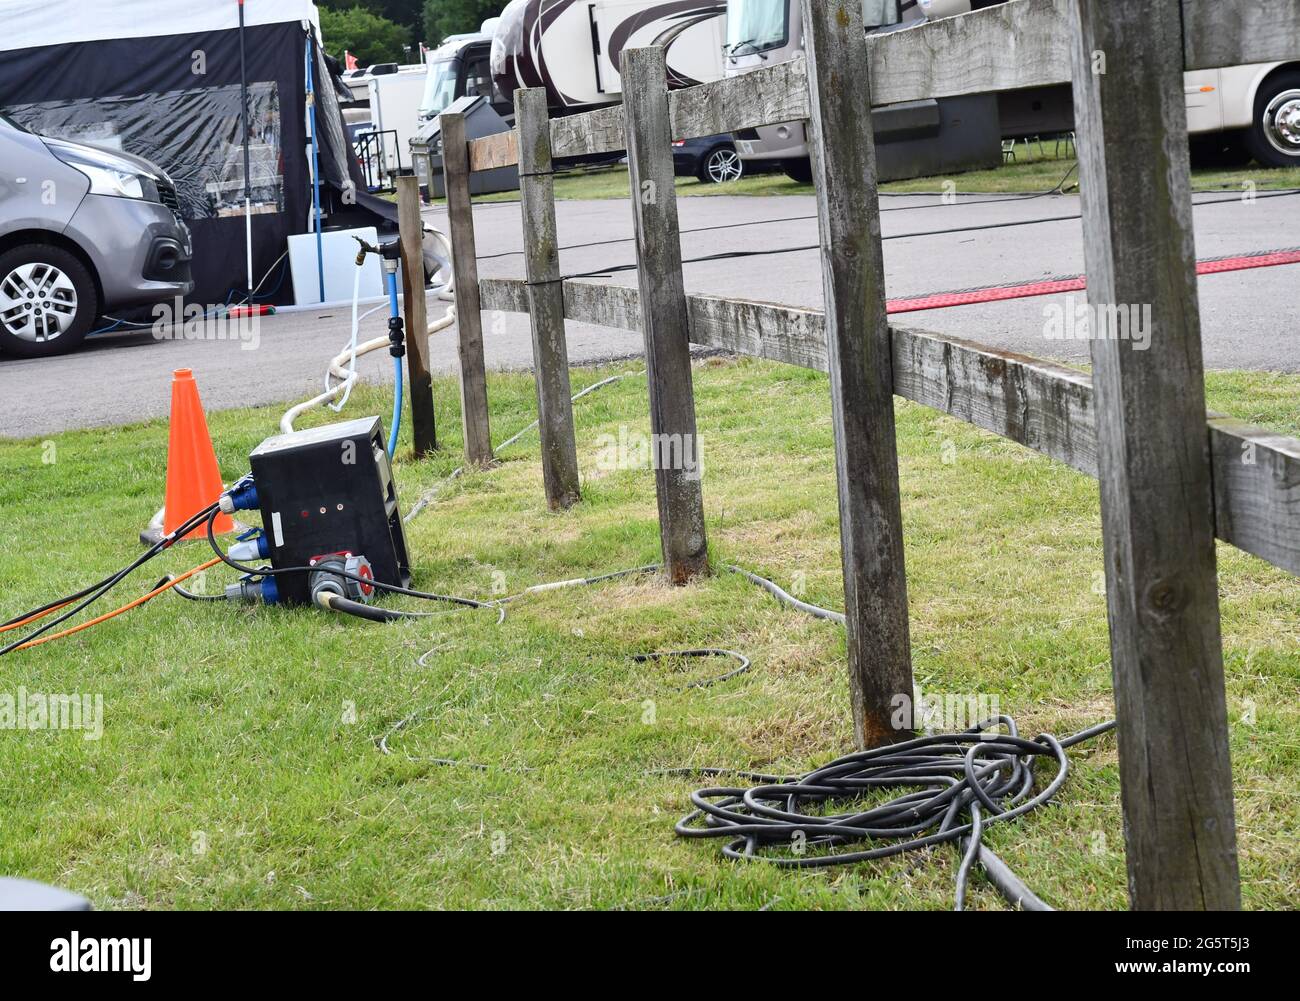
<box><xmin>385</xmin><ymin>269</ymin><xmax>402</xmax><ymax>458</ymax></box>
<box><xmin>388</xmin><ymin>355</ymin><xmax>403</xmax><ymax>458</ymax></box>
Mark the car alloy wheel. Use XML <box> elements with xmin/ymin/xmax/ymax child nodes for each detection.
<box><xmin>1262</xmin><ymin>87</ymin><xmax>1300</xmax><ymax>158</ymax></box>
<box><xmin>705</xmin><ymin>147</ymin><xmax>743</xmax><ymax>183</ymax></box>
<box><xmin>0</xmin><ymin>261</ymin><xmax>79</xmax><ymax>345</ymax></box>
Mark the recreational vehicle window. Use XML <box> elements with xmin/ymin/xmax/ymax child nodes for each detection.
<box><xmin>421</xmin><ymin>59</ymin><xmax>460</xmax><ymax>120</ymax></box>
<box><xmin>464</xmin><ymin>55</ymin><xmax>492</xmax><ymax>99</ymax></box>
<box><xmin>862</xmin><ymin>0</ymin><xmax>902</xmax><ymax>30</ymax></box>
<box><xmin>726</xmin><ymin>0</ymin><xmax>788</xmax><ymax>55</ymax></box>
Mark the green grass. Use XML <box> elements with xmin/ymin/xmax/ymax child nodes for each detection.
<box><xmin>1</xmin><ymin>360</ymin><xmax>1296</xmax><ymax>909</ymax></box>
<box><xmin>443</xmin><ymin>142</ymin><xmax>1300</xmax><ymax>202</ymax></box>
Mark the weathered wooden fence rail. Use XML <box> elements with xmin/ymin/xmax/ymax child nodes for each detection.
<box><xmin>440</xmin><ymin>0</ymin><xmax>1300</xmax><ymax>909</ymax></box>
<box><xmin>476</xmin><ymin>276</ymin><xmax>1300</xmax><ymax>577</ymax></box>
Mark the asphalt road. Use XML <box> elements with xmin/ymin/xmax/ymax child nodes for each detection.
<box><xmin>2</xmin><ymin>188</ymin><xmax>1296</xmax><ymax>439</ymax></box>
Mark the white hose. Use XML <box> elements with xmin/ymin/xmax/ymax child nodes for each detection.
<box><xmin>328</xmin><ymin>263</ymin><xmax>367</xmax><ymax>413</ymax></box>
<box><xmin>280</xmin><ymin>226</ymin><xmax>458</xmax><ymax>435</ymax></box>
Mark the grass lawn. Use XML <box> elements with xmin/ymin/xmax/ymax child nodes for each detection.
<box><xmin>1</xmin><ymin>359</ymin><xmax>1296</xmax><ymax>909</ymax></box>
<box><xmin>440</xmin><ymin>143</ymin><xmax>1300</xmax><ymax>203</ymax></box>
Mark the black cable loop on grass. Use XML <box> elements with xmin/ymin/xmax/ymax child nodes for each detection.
<box><xmin>632</xmin><ymin>648</ymin><xmax>751</xmax><ymax>690</ymax></box>
<box><xmin>674</xmin><ymin>716</ymin><xmax>1114</xmax><ymax>910</ymax></box>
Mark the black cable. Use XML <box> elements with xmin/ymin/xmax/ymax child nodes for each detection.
<box><xmin>152</xmin><ymin>574</ymin><xmax>225</xmax><ymax>602</ymax></box>
<box><xmin>204</xmin><ymin>509</ymin><xmax>497</xmax><ymax>614</ymax></box>
<box><xmin>672</xmin><ymin>715</ymin><xmax>1116</xmax><ymax>911</ymax></box>
<box><xmin>633</xmin><ymin>649</ymin><xmax>751</xmax><ymax>690</ymax></box>
<box><xmin>318</xmin><ymin>594</ymin><xmax>422</xmax><ymax>623</ymax></box>
<box><xmin>2</xmin><ymin>575</ymin><xmax>121</xmax><ymax>627</ymax></box>
<box><xmin>476</xmin><ymin>164</ymin><xmax>1087</xmax><ymax>264</ymax></box>
<box><xmin>0</xmin><ymin>502</ymin><xmax>220</xmax><ymax>657</ymax></box>
<box><xmin>492</xmin><ymin>184</ymin><xmax>1300</xmax><ymax>285</ymax></box>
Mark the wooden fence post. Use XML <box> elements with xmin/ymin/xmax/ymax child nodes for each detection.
<box><xmin>397</xmin><ymin>174</ymin><xmax>437</xmax><ymax>456</ymax></box>
<box><xmin>438</xmin><ymin>111</ymin><xmax>494</xmax><ymax>468</ymax></box>
<box><xmin>801</xmin><ymin>0</ymin><xmax>912</xmax><ymax>749</ymax></box>
<box><xmin>1069</xmin><ymin>0</ymin><xmax>1239</xmax><ymax>909</ymax></box>
<box><xmin>515</xmin><ymin>87</ymin><xmax>582</xmax><ymax>510</ymax></box>
<box><xmin>622</xmin><ymin>46</ymin><xmax>709</xmax><ymax>583</ymax></box>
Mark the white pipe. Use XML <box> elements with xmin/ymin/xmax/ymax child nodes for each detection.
<box><xmin>279</xmin><ymin>226</ymin><xmax>459</xmax><ymax>435</ymax></box>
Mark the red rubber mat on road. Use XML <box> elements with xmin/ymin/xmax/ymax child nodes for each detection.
<box><xmin>885</xmin><ymin>248</ymin><xmax>1300</xmax><ymax>315</ymax></box>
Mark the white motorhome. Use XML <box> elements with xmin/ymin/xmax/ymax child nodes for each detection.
<box><xmin>367</xmin><ymin>64</ymin><xmax>435</xmax><ymax>157</ymax></box>
<box><xmin>418</xmin><ymin>22</ymin><xmax>510</xmax><ymax>126</ymax></box>
<box><xmin>491</xmin><ymin>0</ymin><xmax>728</xmax><ymax>113</ymax></box>
<box><xmin>1185</xmin><ymin>63</ymin><xmax>1300</xmax><ymax>168</ymax></box>
<box><xmin>727</xmin><ymin>0</ymin><xmax>1300</xmax><ymax>176</ymax></box>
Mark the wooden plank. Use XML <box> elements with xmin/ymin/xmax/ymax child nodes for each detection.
<box><xmin>397</xmin><ymin>175</ymin><xmax>437</xmax><ymax>456</ymax></box>
<box><xmin>1181</xmin><ymin>0</ymin><xmax>1300</xmax><ymax>71</ymax></box>
<box><xmin>891</xmin><ymin>327</ymin><xmax>1097</xmax><ymax>476</ymax></box>
<box><xmin>667</xmin><ymin>59</ymin><xmax>811</xmax><ymax>142</ymax></box>
<box><xmin>475</xmin><ymin>276</ymin><xmax>1300</xmax><ymax>576</ymax></box>
<box><xmin>623</xmin><ymin>46</ymin><xmax>709</xmax><ymax>583</ymax></box>
<box><xmin>689</xmin><ymin>294</ymin><xmax>827</xmax><ymax>373</ymax></box>
<box><xmin>515</xmin><ymin>87</ymin><xmax>582</xmax><ymax>510</ymax></box>
<box><xmin>480</xmin><ymin>277</ymin><xmax>531</xmax><ymax>315</ymax></box>
<box><xmin>438</xmin><ymin>111</ymin><xmax>494</xmax><ymax>467</ymax></box>
<box><xmin>867</xmin><ymin>0</ymin><xmax>1074</xmax><ymax>106</ymax></box>
<box><xmin>863</xmin><ymin>0</ymin><xmax>1300</xmax><ymax>106</ymax></box>
<box><xmin>1208</xmin><ymin>415</ymin><xmax>1300</xmax><ymax>578</ymax></box>
<box><xmin>1070</xmin><ymin>0</ymin><xmax>1239</xmax><ymax>910</ymax></box>
<box><xmin>550</xmin><ymin>104</ymin><xmax>628</xmax><ymax>161</ymax></box>
<box><xmin>803</xmin><ymin>0</ymin><xmax>913</xmax><ymax>751</ymax></box>
<box><xmin>547</xmin><ymin>60</ymin><xmax>814</xmax><ymax>161</ymax></box>
<box><xmin>467</xmin><ymin>130</ymin><xmax>518</xmax><ymax>173</ymax></box>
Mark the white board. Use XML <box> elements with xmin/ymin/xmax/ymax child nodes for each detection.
<box><xmin>288</xmin><ymin>227</ymin><xmax>386</xmax><ymax>307</ymax></box>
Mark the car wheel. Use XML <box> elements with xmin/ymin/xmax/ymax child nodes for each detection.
<box><xmin>1243</xmin><ymin>71</ymin><xmax>1300</xmax><ymax>168</ymax></box>
<box><xmin>0</xmin><ymin>244</ymin><xmax>97</xmax><ymax>358</ymax></box>
<box><xmin>782</xmin><ymin>157</ymin><xmax>814</xmax><ymax>183</ymax></box>
<box><xmin>699</xmin><ymin>145</ymin><xmax>744</xmax><ymax>183</ymax></box>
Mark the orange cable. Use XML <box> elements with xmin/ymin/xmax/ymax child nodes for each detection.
<box><xmin>0</xmin><ymin>598</ymin><xmax>76</xmax><ymax>633</ymax></box>
<box><xmin>13</xmin><ymin>558</ymin><xmax>223</xmax><ymax>652</ymax></box>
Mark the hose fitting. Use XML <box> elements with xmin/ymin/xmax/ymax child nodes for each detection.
<box><xmin>387</xmin><ymin>314</ymin><xmax>406</xmax><ymax>358</ymax></box>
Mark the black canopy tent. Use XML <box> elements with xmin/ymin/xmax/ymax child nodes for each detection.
<box><xmin>0</xmin><ymin>0</ymin><xmax>393</xmax><ymax>307</ymax></box>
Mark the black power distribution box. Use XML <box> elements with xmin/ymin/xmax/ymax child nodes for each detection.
<box><xmin>248</xmin><ymin>417</ymin><xmax>410</xmax><ymax>605</ymax></box>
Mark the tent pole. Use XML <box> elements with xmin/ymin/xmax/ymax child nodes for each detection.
<box><xmin>306</xmin><ymin>32</ymin><xmax>326</xmax><ymax>303</ymax></box>
<box><xmin>238</xmin><ymin>0</ymin><xmax>253</xmax><ymax>298</ymax></box>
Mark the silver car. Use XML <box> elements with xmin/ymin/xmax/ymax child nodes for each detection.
<box><xmin>0</xmin><ymin>111</ymin><xmax>194</xmax><ymax>358</ymax></box>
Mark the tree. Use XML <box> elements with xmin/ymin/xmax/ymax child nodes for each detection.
<box><xmin>423</xmin><ymin>0</ymin><xmax>502</xmax><ymax>49</ymax></box>
<box><xmin>318</xmin><ymin>5</ymin><xmax>414</xmax><ymax>65</ymax></box>
<box><xmin>318</xmin><ymin>1</ymin><xmax>426</xmax><ymax>46</ymax></box>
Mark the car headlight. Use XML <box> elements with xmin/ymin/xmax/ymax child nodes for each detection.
<box><xmin>46</xmin><ymin>139</ymin><xmax>161</xmax><ymax>202</ymax></box>
<box><xmin>72</xmin><ymin>160</ymin><xmax>160</xmax><ymax>200</ymax></box>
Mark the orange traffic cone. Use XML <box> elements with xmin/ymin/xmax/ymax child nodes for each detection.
<box><xmin>162</xmin><ymin>369</ymin><xmax>236</xmax><ymax>541</ymax></box>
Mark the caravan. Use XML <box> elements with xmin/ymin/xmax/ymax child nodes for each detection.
<box><xmin>490</xmin><ymin>0</ymin><xmax>728</xmax><ymax>114</ymax></box>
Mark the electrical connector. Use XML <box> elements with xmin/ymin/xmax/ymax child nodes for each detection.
<box><xmin>308</xmin><ymin>553</ymin><xmax>375</xmax><ymax>605</ymax></box>
<box><xmin>219</xmin><ymin>475</ymin><xmax>259</xmax><ymax>515</ymax></box>
<box><xmin>224</xmin><ymin>575</ymin><xmax>279</xmax><ymax>605</ymax></box>
<box><xmin>227</xmin><ymin>531</ymin><xmax>270</xmax><ymax>563</ymax></box>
